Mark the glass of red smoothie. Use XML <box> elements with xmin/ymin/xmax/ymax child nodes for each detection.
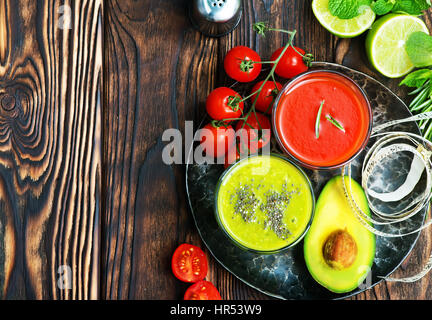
<box><xmin>272</xmin><ymin>70</ymin><xmax>372</xmax><ymax>170</ymax></box>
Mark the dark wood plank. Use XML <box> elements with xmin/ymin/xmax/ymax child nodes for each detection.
<box><xmin>102</xmin><ymin>0</ymin><xmax>194</xmax><ymax>299</ymax></box>
<box><xmin>0</xmin><ymin>0</ymin><xmax>102</xmax><ymax>299</ymax></box>
<box><xmin>103</xmin><ymin>0</ymin><xmax>432</xmax><ymax>300</ymax></box>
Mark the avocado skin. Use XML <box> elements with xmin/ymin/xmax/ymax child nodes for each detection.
<box><xmin>303</xmin><ymin>176</ymin><xmax>376</xmax><ymax>294</ymax></box>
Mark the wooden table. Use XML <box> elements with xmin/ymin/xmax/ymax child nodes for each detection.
<box><xmin>0</xmin><ymin>0</ymin><xmax>431</xmax><ymax>300</ymax></box>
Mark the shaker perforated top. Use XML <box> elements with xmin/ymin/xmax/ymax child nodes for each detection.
<box><xmin>189</xmin><ymin>0</ymin><xmax>242</xmax><ymax>37</ymax></box>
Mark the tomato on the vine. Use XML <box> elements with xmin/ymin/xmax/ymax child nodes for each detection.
<box><xmin>224</xmin><ymin>46</ymin><xmax>262</xmax><ymax>83</ymax></box>
<box><xmin>184</xmin><ymin>281</ymin><xmax>222</xmax><ymax>300</ymax></box>
<box><xmin>236</xmin><ymin>112</ymin><xmax>271</xmax><ymax>154</ymax></box>
<box><xmin>199</xmin><ymin>123</ymin><xmax>235</xmax><ymax>159</ymax></box>
<box><xmin>206</xmin><ymin>87</ymin><xmax>244</xmax><ymax>121</ymax></box>
<box><xmin>270</xmin><ymin>46</ymin><xmax>309</xmax><ymax>79</ymax></box>
<box><xmin>250</xmin><ymin>80</ymin><xmax>283</xmax><ymax>113</ymax></box>
<box><xmin>171</xmin><ymin>244</ymin><xmax>208</xmax><ymax>283</ymax></box>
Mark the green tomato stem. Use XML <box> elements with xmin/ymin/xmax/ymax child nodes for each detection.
<box><xmin>217</xmin><ymin>25</ymin><xmax>298</xmax><ymax>146</ymax></box>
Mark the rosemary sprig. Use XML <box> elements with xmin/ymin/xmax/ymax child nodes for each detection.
<box><xmin>401</xmin><ymin>71</ymin><xmax>432</xmax><ymax>140</ymax></box>
<box><xmin>326</xmin><ymin>114</ymin><xmax>345</xmax><ymax>133</ymax></box>
<box><xmin>315</xmin><ymin>100</ymin><xmax>325</xmax><ymax>139</ymax></box>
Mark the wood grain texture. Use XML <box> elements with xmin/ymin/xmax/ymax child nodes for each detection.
<box><xmin>102</xmin><ymin>0</ymin><xmax>192</xmax><ymax>300</ymax></box>
<box><xmin>101</xmin><ymin>0</ymin><xmax>432</xmax><ymax>300</ymax></box>
<box><xmin>0</xmin><ymin>0</ymin><xmax>102</xmax><ymax>299</ymax></box>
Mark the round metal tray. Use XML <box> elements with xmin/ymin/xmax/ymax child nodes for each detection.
<box><xmin>185</xmin><ymin>62</ymin><xmax>426</xmax><ymax>299</ymax></box>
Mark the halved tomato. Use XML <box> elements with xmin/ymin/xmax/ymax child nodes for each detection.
<box><xmin>184</xmin><ymin>281</ymin><xmax>222</xmax><ymax>300</ymax></box>
<box><xmin>171</xmin><ymin>244</ymin><xmax>208</xmax><ymax>283</ymax></box>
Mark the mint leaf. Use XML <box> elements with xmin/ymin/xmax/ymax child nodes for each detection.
<box><xmin>400</xmin><ymin>69</ymin><xmax>432</xmax><ymax>87</ymax></box>
<box><xmin>392</xmin><ymin>0</ymin><xmax>431</xmax><ymax>15</ymax></box>
<box><xmin>358</xmin><ymin>0</ymin><xmax>373</xmax><ymax>6</ymax></box>
<box><xmin>406</xmin><ymin>32</ymin><xmax>432</xmax><ymax>67</ymax></box>
<box><xmin>328</xmin><ymin>0</ymin><xmax>362</xmax><ymax>19</ymax></box>
<box><xmin>371</xmin><ymin>0</ymin><xmax>395</xmax><ymax>15</ymax></box>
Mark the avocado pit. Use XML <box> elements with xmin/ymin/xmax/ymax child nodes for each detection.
<box><xmin>323</xmin><ymin>229</ymin><xmax>358</xmax><ymax>270</ymax></box>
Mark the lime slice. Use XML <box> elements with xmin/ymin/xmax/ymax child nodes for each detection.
<box><xmin>312</xmin><ymin>0</ymin><xmax>376</xmax><ymax>38</ymax></box>
<box><xmin>366</xmin><ymin>14</ymin><xmax>429</xmax><ymax>78</ymax></box>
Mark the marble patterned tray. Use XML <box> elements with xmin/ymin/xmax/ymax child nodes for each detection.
<box><xmin>185</xmin><ymin>62</ymin><xmax>427</xmax><ymax>299</ymax></box>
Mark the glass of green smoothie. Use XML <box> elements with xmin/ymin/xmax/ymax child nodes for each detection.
<box><xmin>214</xmin><ymin>154</ymin><xmax>315</xmax><ymax>254</ymax></box>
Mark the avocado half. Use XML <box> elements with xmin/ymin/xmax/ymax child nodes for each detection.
<box><xmin>304</xmin><ymin>176</ymin><xmax>376</xmax><ymax>293</ymax></box>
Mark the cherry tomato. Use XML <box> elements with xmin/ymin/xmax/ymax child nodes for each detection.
<box><xmin>206</xmin><ymin>87</ymin><xmax>244</xmax><ymax>121</ymax></box>
<box><xmin>270</xmin><ymin>46</ymin><xmax>309</xmax><ymax>79</ymax></box>
<box><xmin>224</xmin><ymin>144</ymin><xmax>241</xmax><ymax>169</ymax></box>
<box><xmin>171</xmin><ymin>244</ymin><xmax>208</xmax><ymax>283</ymax></box>
<box><xmin>250</xmin><ymin>80</ymin><xmax>283</xmax><ymax>113</ymax></box>
<box><xmin>199</xmin><ymin>123</ymin><xmax>235</xmax><ymax>159</ymax></box>
<box><xmin>184</xmin><ymin>281</ymin><xmax>222</xmax><ymax>300</ymax></box>
<box><xmin>224</xmin><ymin>46</ymin><xmax>262</xmax><ymax>83</ymax></box>
<box><xmin>236</xmin><ymin>112</ymin><xmax>271</xmax><ymax>154</ymax></box>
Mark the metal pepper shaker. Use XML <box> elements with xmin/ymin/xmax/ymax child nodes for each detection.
<box><xmin>189</xmin><ymin>0</ymin><xmax>243</xmax><ymax>37</ymax></box>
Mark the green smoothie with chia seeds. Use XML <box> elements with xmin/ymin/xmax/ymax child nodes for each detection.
<box><xmin>216</xmin><ymin>155</ymin><xmax>315</xmax><ymax>252</ymax></box>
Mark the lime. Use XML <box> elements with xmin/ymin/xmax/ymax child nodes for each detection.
<box><xmin>312</xmin><ymin>0</ymin><xmax>376</xmax><ymax>38</ymax></box>
<box><xmin>366</xmin><ymin>14</ymin><xmax>429</xmax><ymax>78</ymax></box>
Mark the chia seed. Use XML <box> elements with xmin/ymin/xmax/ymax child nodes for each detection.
<box><xmin>230</xmin><ymin>181</ymin><xmax>302</xmax><ymax>241</ymax></box>
<box><xmin>232</xmin><ymin>183</ymin><xmax>260</xmax><ymax>223</ymax></box>
<box><xmin>259</xmin><ymin>184</ymin><xmax>296</xmax><ymax>240</ymax></box>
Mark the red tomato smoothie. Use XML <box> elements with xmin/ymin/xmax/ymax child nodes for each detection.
<box><xmin>273</xmin><ymin>71</ymin><xmax>372</xmax><ymax>168</ymax></box>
